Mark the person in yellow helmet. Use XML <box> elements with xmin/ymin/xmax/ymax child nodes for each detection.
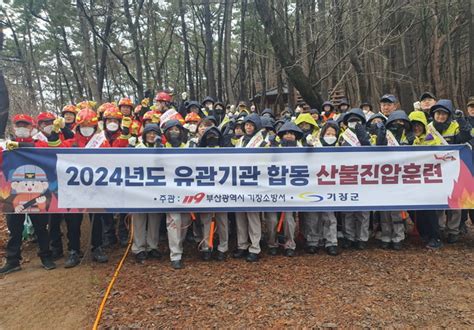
<box><xmin>295</xmin><ymin>113</ymin><xmax>320</xmax><ymax>146</ymax></box>
<box><xmin>409</xmin><ymin>110</ymin><xmax>438</xmax><ymax>146</ymax></box>
<box><xmin>409</xmin><ymin>110</ymin><xmax>443</xmax><ymax>249</ymax></box>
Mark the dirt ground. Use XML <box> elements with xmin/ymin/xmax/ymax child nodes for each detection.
<box><xmin>0</xmin><ymin>217</ymin><xmax>473</xmax><ymax>329</ymax></box>
<box><xmin>0</xmin><ymin>216</ymin><xmax>110</xmax><ymax>329</ymax></box>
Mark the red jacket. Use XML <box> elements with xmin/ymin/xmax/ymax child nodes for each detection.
<box><xmin>105</xmin><ymin>130</ymin><xmax>129</xmax><ymax>148</ymax></box>
<box><xmin>60</xmin><ymin>133</ymin><xmax>110</xmax><ymax>148</ymax></box>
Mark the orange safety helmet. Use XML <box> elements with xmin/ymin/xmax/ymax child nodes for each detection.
<box><xmin>155</xmin><ymin>92</ymin><xmax>171</xmax><ymax>103</ymax></box>
<box><xmin>103</xmin><ymin>106</ymin><xmax>123</xmax><ymax>120</ymax></box>
<box><xmin>142</xmin><ymin>110</ymin><xmax>156</xmax><ymax>122</ymax></box>
<box><xmin>62</xmin><ymin>104</ymin><xmax>78</xmax><ymax>115</ymax></box>
<box><xmin>97</xmin><ymin>102</ymin><xmax>117</xmax><ymax>114</ymax></box>
<box><xmin>118</xmin><ymin>97</ymin><xmax>134</xmax><ymax>107</ymax></box>
<box><xmin>77</xmin><ymin>100</ymin><xmax>97</xmax><ymax>110</ymax></box>
<box><xmin>75</xmin><ymin>108</ymin><xmax>99</xmax><ymax>127</ymax></box>
<box><xmin>12</xmin><ymin>114</ymin><xmax>34</xmax><ymax>125</ymax></box>
<box><xmin>185</xmin><ymin>112</ymin><xmax>201</xmax><ymax>123</ymax></box>
<box><xmin>36</xmin><ymin>112</ymin><xmax>56</xmax><ymax>123</ymax></box>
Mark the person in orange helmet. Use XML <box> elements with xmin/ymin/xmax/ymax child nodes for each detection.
<box><xmin>1</xmin><ymin>114</ymin><xmax>56</xmax><ymax>274</ymax></box>
<box><xmin>49</xmin><ymin>108</ymin><xmax>111</xmax><ymax>264</ymax></box>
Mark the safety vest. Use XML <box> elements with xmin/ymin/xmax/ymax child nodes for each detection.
<box><xmin>426</xmin><ymin>121</ymin><xmax>459</xmax><ymax>145</ymax></box>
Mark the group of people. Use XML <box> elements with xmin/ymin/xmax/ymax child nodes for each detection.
<box><xmin>0</xmin><ymin>90</ymin><xmax>473</xmax><ymax>272</ymax></box>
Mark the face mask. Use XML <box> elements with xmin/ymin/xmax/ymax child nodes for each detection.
<box><xmin>348</xmin><ymin>122</ymin><xmax>360</xmax><ymax>129</ymax></box>
<box><xmin>186</xmin><ymin>124</ymin><xmax>197</xmax><ymax>134</ymax></box>
<box><xmin>80</xmin><ymin>127</ymin><xmax>95</xmax><ymax>137</ymax></box>
<box><xmin>389</xmin><ymin>123</ymin><xmax>404</xmax><ymax>133</ymax></box>
<box><xmin>368</xmin><ymin>123</ymin><xmax>379</xmax><ymax>135</ymax></box>
<box><xmin>281</xmin><ymin>139</ymin><xmax>297</xmax><ymax>147</ymax></box>
<box><xmin>167</xmin><ymin>131</ymin><xmax>182</xmax><ymax>147</ymax></box>
<box><xmin>106</xmin><ymin>122</ymin><xmax>119</xmax><ymax>132</ymax></box>
<box><xmin>323</xmin><ymin>136</ymin><xmax>337</xmax><ymax>145</ymax></box>
<box><xmin>433</xmin><ymin>121</ymin><xmax>449</xmax><ymax>133</ymax></box>
<box><xmin>168</xmin><ymin>131</ymin><xmax>181</xmax><ymax>141</ymax></box>
<box><xmin>206</xmin><ymin>136</ymin><xmax>220</xmax><ymax>147</ymax></box>
<box><xmin>14</xmin><ymin>127</ymin><xmax>31</xmax><ymax>138</ymax></box>
<box><xmin>41</xmin><ymin>125</ymin><xmax>53</xmax><ymax>135</ymax></box>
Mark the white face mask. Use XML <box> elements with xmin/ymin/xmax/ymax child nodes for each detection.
<box><xmin>186</xmin><ymin>123</ymin><xmax>197</xmax><ymax>134</ymax></box>
<box><xmin>80</xmin><ymin>127</ymin><xmax>95</xmax><ymax>137</ymax></box>
<box><xmin>14</xmin><ymin>127</ymin><xmax>31</xmax><ymax>138</ymax></box>
<box><xmin>348</xmin><ymin>121</ymin><xmax>360</xmax><ymax>129</ymax></box>
<box><xmin>106</xmin><ymin>122</ymin><xmax>119</xmax><ymax>132</ymax></box>
<box><xmin>324</xmin><ymin>136</ymin><xmax>337</xmax><ymax>145</ymax></box>
<box><xmin>42</xmin><ymin>125</ymin><xmax>54</xmax><ymax>135</ymax></box>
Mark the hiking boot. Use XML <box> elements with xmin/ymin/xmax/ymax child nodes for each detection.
<box><xmin>305</xmin><ymin>246</ymin><xmax>318</xmax><ymax>254</ymax></box>
<box><xmin>171</xmin><ymin>260</ymin><xmax>183</xmax><ymax>269</ymax></box>
<box><xmin>232</xmin><ymin>249</ymin><xmax>248</xmax><ymax>259</ymax></box>
<box><xmin>355</xmin><ymin>241</ymin><xmax>367</xmax><ymax>250</ymax></box>
<box><xmin>426</xmin><ymin>238</ymin><xmax>443</xmax><ymax>250</ymax></box>
<box><xmin>215</xmin><ymin>251</ymin><xmax>226</xmax><ymax>261</ymax></box>
<box><xmin>92</xmin><ymin>247</ymin><xmax>108</xmax><ymax>263</ymax></box>
<box><xmin>41</xmin><ymin>257</ymin><xmax>56</xmax><ymax>270</ymax></box>
<box><xmin>379</xmin><ymin>241</ymin><xmax>390</xmax><ymax>250</ymax></box>
<box><xmin>284</xmin><ymin>249</ymin><xmax>295</xmax><ymax>257</ymax></box>
<box><xmin>148</xmin><ymin>249</ymin><xmax>162</xmax><ymax>259</ymax></box>
<box><xmin>135</xmin><ymin>251</ymin><xmax>147</xmax><ymax>262</ymax></box>
<box><xmin>64</xmin><ymin>250</ymin><xmax>81</xmax><ymax>268</ymax></box>
<box><xmin>267</xmin><ymin>247</ymin><xmax>278</xmax><ymax>256</ymax></box>
<box><xmin>341</xmin><ymin>239</ymin><xmax>353</xmax><ymax>249</ymax></box>
<box><xmin>391</xmin><ymin>242</ymin><xmax>402</xmax><ymax>251</ymax></box>
<box><xmin>246</xmin><ymin>253</ymin><xmax>259</xmax><ymax>262</ymax></box>
<box><xmin>0</xmin><ymin>262</ymin><xmax>21</xmax><ymax>275</ymax></box>
<box><xmin>326</xmin><ymin>246</ymin><xmax>338</xmax><ymax>256</ymax></box>
<box><xmin>201</xmin><ymin>251</ymin><xmax>212</xmax><ymax>261</ymax></box>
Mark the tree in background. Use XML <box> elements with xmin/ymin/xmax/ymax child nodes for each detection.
<box><xmin>0</xmin><ymin>0</ymin><xmax>471</xmax><ymax>119</ymax></box>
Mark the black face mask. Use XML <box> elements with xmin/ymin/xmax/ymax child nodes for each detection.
<box><xmin>389</xmin><ymin>123</ymin><xmax>404</xmax><ymax>139</ymax></box>
<box><xmin>166</xmin><ymin>131</ymin><xmax>182</xmax><ymax>147</ymax></box>
<box><xmin>206</xmin><ymin>135</ymin><xmax>220</xmax><ymax>147</ymax></box>
<box><xmin>368</xmin><ymin>123</ymin><xmax>378</xmax><ymax>135</ymax></box>
<box><xmin>433</xmin><ymin>121</ymin><xmax>449</xmax><ymax>133</ymax></box>
<box><xmin>281</xmin><ymin>139</ymin><xmax>297</xmax><ymax>147</ymax></box>
<box><xmin>214</xmin><ymin>108</ymin><xmax>224</xmax><ymax>120</ymax></box>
